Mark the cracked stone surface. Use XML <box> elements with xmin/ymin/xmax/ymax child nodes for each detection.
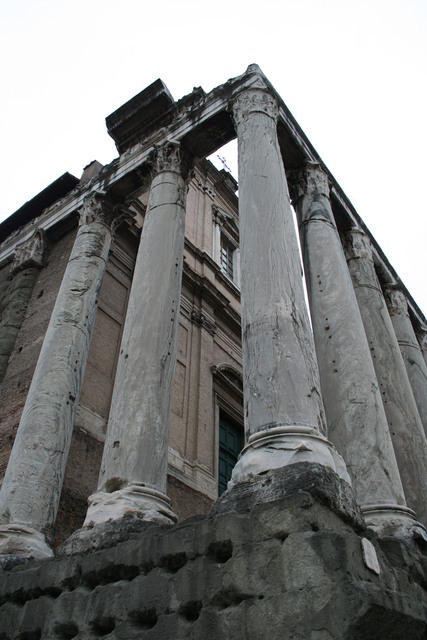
<box><xmin>0</xmin><ymin>475</ymin><xmax>426</xmax><ymax>639</ymax></box>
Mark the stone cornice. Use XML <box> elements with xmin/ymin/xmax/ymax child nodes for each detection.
<box><xmin>184</xmin><ymin>236</ymin><xmax>241</xmax><ymax>301</ymax></box>
<box><xmin>182</xmin><ymin>262</ymin><xmax>241</xmax><ymax>337</ymax></box>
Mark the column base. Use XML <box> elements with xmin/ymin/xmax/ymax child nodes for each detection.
<box><xmin>0</xmin><ymin>524</ymin><xmax>53</xmax><ymax>560</ymax></box>
<box><xmin>362</xmin><ymin>503</ymin><xmax>427</xmax><ymax>541</ymax></box>
<box><xmin>83</xmin><ymin>483</ymin><xmax>177</xmax><ymax>528</ymax></box>
<box><xmin>229</xmin><ymin>425</ymin><xmax>351</xmax><ymax>488</ymax></box>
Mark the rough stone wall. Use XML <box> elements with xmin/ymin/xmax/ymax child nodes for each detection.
<box><xmin>0</xmin><ymin>467</ymin><xmax>425</xmax><ymax>639</ymax></box>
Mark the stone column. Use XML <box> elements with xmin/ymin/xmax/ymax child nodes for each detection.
<box><xmin>0</xmin><ymin>230</ymin><xmax>45</xmax><ymax>383</ymax></box>
<box><xmin>417</xmin><ymin>328</ymin><xmax>427</xmax><ymax>368</ymax></box>
<box><xmin>346</xmin><ymin>229</ymin><xmax>427</xmax><ymax>525</ymax></box>
<box><xmin>385</xmin><ymin>287</ymin><xmax>427</xmax><ymax>439</ymax></box>
<box><xmin>229</xmin><ymin>79</ymin><xmax>349</xmax><ymax>488</ymax></box>
<box><xmin>289</xmin><ymin>163</ymin><xmax>414</xmax><ymax>535</ymax></box>
<box><xmin>82</xmin><ymin>141</ymin><xmax>188</xmax><ymax>528</ymax></box>
<box><xmin>0</xmin><ymin>193</ymin><xmax>118</xmax><ymax>559</ymax></box>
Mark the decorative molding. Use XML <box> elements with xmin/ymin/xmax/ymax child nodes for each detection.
<box><xmin>212</xmin><ymin>204</ymin><xmax>239</xmax><ymax>235</ymax></box>
<box><xmin>416</xmin><ymin>327</ymin><xmax>427</xmax><ymax>352</ymax></box>
<box><xmin>79</xmin><ymin>191</ymin><xmax>115</xmax><ymax>228</ymax></box>
<box><xmin>212</xmin><ymin>362</ymin><xmax>243</xmax><ymax>399</ymax></box>
<box><xmin>232</xmin><ymin>88</ymin><xmax>278</xmax><ymax>129</ymax></box>
<box><xmin>194</xmin><ymin>178</ymin><xmax>216</xmax><ymax>200</ymax></box>
<box><xmin>288</xmin><ymin>162</ymin><xmax>330</xmax><ymax>203</ymax></box>
<box><xmin>190</xmin><ymin>308</ymin><xmax>216</xmax><ymax>336</ymax></box>
<box><xmin>345</xmin><ymin>227</ymin><xmax>374</xmax><ymax>261</ymax></box>
<box><xmin>150</xmin><ymin>139</ymin><xmax>182</xmax><ymax>175</ymax></box>
<box><xmin>11</xmin><ymin>228</ymin><xmax>46</xmax><ymax>274</ymax></box>
<box><xmin>384</xmin><ymin>286</ymin><xmax>409</xmax><ymax>317</ymax></box>
<box><xmin>79</xmin><ymin>192</ymin><xmax>135</xmax><ymax>239</ymax></box>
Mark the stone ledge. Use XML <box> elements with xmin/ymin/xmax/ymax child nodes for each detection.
<box><xmin>212</xmin><ymin>462</ymin><xmax>364</xmax><ymax>530</ymax></box>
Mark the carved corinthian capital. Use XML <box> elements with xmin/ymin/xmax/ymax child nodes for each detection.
<box><xmin>417</xmin><ymin>327</ymin><xmax>427</xmax><ymax>353</ymax></box>
<box><xmin>384</xmin><ymin>286</ymin><xmax>409</xmax><ymax>317</ymax></box>
<box><xmin>231</xmin><ymin>88</ymin><xmax>279</xmax><ymax>130</ymax></box>
<box><xmin>79</xmin><ymin>191</ymin><xmax>116</xmax><ymax>229</ymax></box>
<box><xmin>151</xmin><ymin>140</ymin><xmax>182</xmax><ymax>175</ymax></box>
<box><xmin>345</xmin><ymin>228</ymin><xmax>374</xmax><ymax>261</ymax></box>
<box><xmin>288</xmin><ymin>162</ymin><xmax>330</xmax><ymax>203</ymax></box>
<box><xmin>11</xmin><ymin>229</ymin><xmax>46</xmax><ymax>274</ymax></box>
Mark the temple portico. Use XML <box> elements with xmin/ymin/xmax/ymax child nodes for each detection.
<box><xmin>0</xmin><ymin>64</ymin><xmax>426</xmax><ymax>565</ymax></box>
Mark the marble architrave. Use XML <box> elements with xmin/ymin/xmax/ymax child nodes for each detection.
<box><xmin>0</xmin><ymin>193</ymin><xmax>118</xmax><ymax>559</ymax></box>
<box><xmin>346</xmin><ymin>229</ymin><xmax>427</xmax><ymax>526</ymax></box>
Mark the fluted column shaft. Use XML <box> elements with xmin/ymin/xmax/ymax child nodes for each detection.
<box><xmin>0</xmin><ymin>194</ymin><xmax>117</xmax><ymax>558</ymax></box>
<box><xmin>385</xmin><ymin>288</ymin><xmax>427</xmax><ymax>439</ymax></box>
<box><xmin>229</xmin><ymin>85</ymin><xmax>349</xmax><ymax>486</ymax></box>
<box><xmin>346</xmin><ymin>229</ymin><xmax>427</xmax><ymax>525</ymax></box>
<box><xmin>0</xmin><ymin>230</ymin><xmax>45</xmax><ymax>383</ymax></box>
<box><xmin>290</xmin><ymin>163</ymin><xmax>408</xmax><ymax>530</ymax></box>
<box><xmin>83</xmin><ymin>141</ymin><xmax>187</xmax><ymax>527</ymax></box>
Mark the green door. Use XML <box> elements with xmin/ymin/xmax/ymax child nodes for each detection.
<box><xmin>218</xmin><ymin>412</ymin><xmax>243</xmax><ymax>495</ymax></box>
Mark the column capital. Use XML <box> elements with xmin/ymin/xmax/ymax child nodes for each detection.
<box><xmin>288</xmin><ymin>162</ymin><xmax>330</xmax><ymax>203</ymax></box>
<box><xmin>11</xmin><ymin>228</ymin><xmax>46</xmax><ymax>275</ymax></box>
<box><xmin>231</xmin><ymin>88</ymin><xmax>279</xmax><ymax>130</ymax></box>
<box><xmin>417</xmin><ymin>327</ymin><xmax>427</xmax><ymax>351</ymax></box>
<box><xmin>79</xmin><ymin>192</ymin><xmax>133</xmax><ymax>235</ymax></box>
<box><xmin>384</xmin><ymin>286</ymin><xmax>409</xmax><ymax>317</ymax></box>
<box><xmin>79</xmin><ymin>191</ymin><xmax>116</xmax><ymax>227</ymax></box>
<box><xmin>149</xmin><ymin>139</ymin><xmax>190</xmax><ymax>177</ymax></box>
<box><xmin>345</xmin><ymin>227</ymin><xmax>374</xmax><ymax>261</ymax></box>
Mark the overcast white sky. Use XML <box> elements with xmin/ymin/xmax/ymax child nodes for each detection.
<box><xmin>1</xmin><ymin>0</ymin><xmax>426</xmax><ymax>314</ymax></box>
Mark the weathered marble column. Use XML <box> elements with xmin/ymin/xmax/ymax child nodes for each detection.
<box><xmin>83</xmin><ymin>141</ymin><xmax>188</xmax><ymax>528</ymax></box>
<box><xmin>417</xmin><ymin>328</ymin><xmax>427</xmax><ymax>368</ymax></box>
<box><xmin>0</xmin><ymin>230</ymin><xmax>45</xmax><ymax>383</ymax></box>
<box><xmin>346</xmin><ymin>229</ymin><xmax>427</xmax><ymax>526</ymax></box>
<box><xmin>0</xmin><ymin>193</ymin><xmax>118</xmax><ymax>559</ymax></box>
<box><xmin>229</xmin><ymin>78</ymin><xmax>349</xmax><ymax>487</ymax></box>
<box><xmin>385</xmin><ymin>286</ymin><xmax>427</xmax><ymax>439</ymax></box>
<box><xmin>289</xmin><ymin>163</ymin><xmax>414</xmax><ymax>535</ymax></box>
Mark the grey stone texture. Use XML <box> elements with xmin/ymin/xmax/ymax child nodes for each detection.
<box><xmin>346</xmin><ymin>229</ymin><xmax>427</xmax><ymax>526</ymax></box>
<box><xmin>232</xmin><ymin>86</ymin><xmax>326</xmax><ymax>438</ymax></box>
<box><xmin>229</xmin><ymin>78</ymin><xmax>347</xmax><ymax>486</ymax></box>
<box><xmin>385</xmin><ymin>287</ymin><xmax>427</xmax><ymax>439</ymax></box>
<box><xmin>290</xmin><ymin>163</ymin><xmax>406</xmax><ymax>515</ymax></box>
<box><xmin>0</xmin><ymin>230</ymin><xmax>45</xmax><ymax>383</ymax></box>
<box><xmin>0</xmin><ymin>194</ymin><xmax>118</xmax><ymax>557</ymax></box>
<box><xmin>83</xmin><ymin>141</ymin><xmax>187</xmax><ymax>527</ymax></box>
<box><xmin>0</xmin><ymin>472</ymin><xmax>426</xmax><ymax>639</ymax></box>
